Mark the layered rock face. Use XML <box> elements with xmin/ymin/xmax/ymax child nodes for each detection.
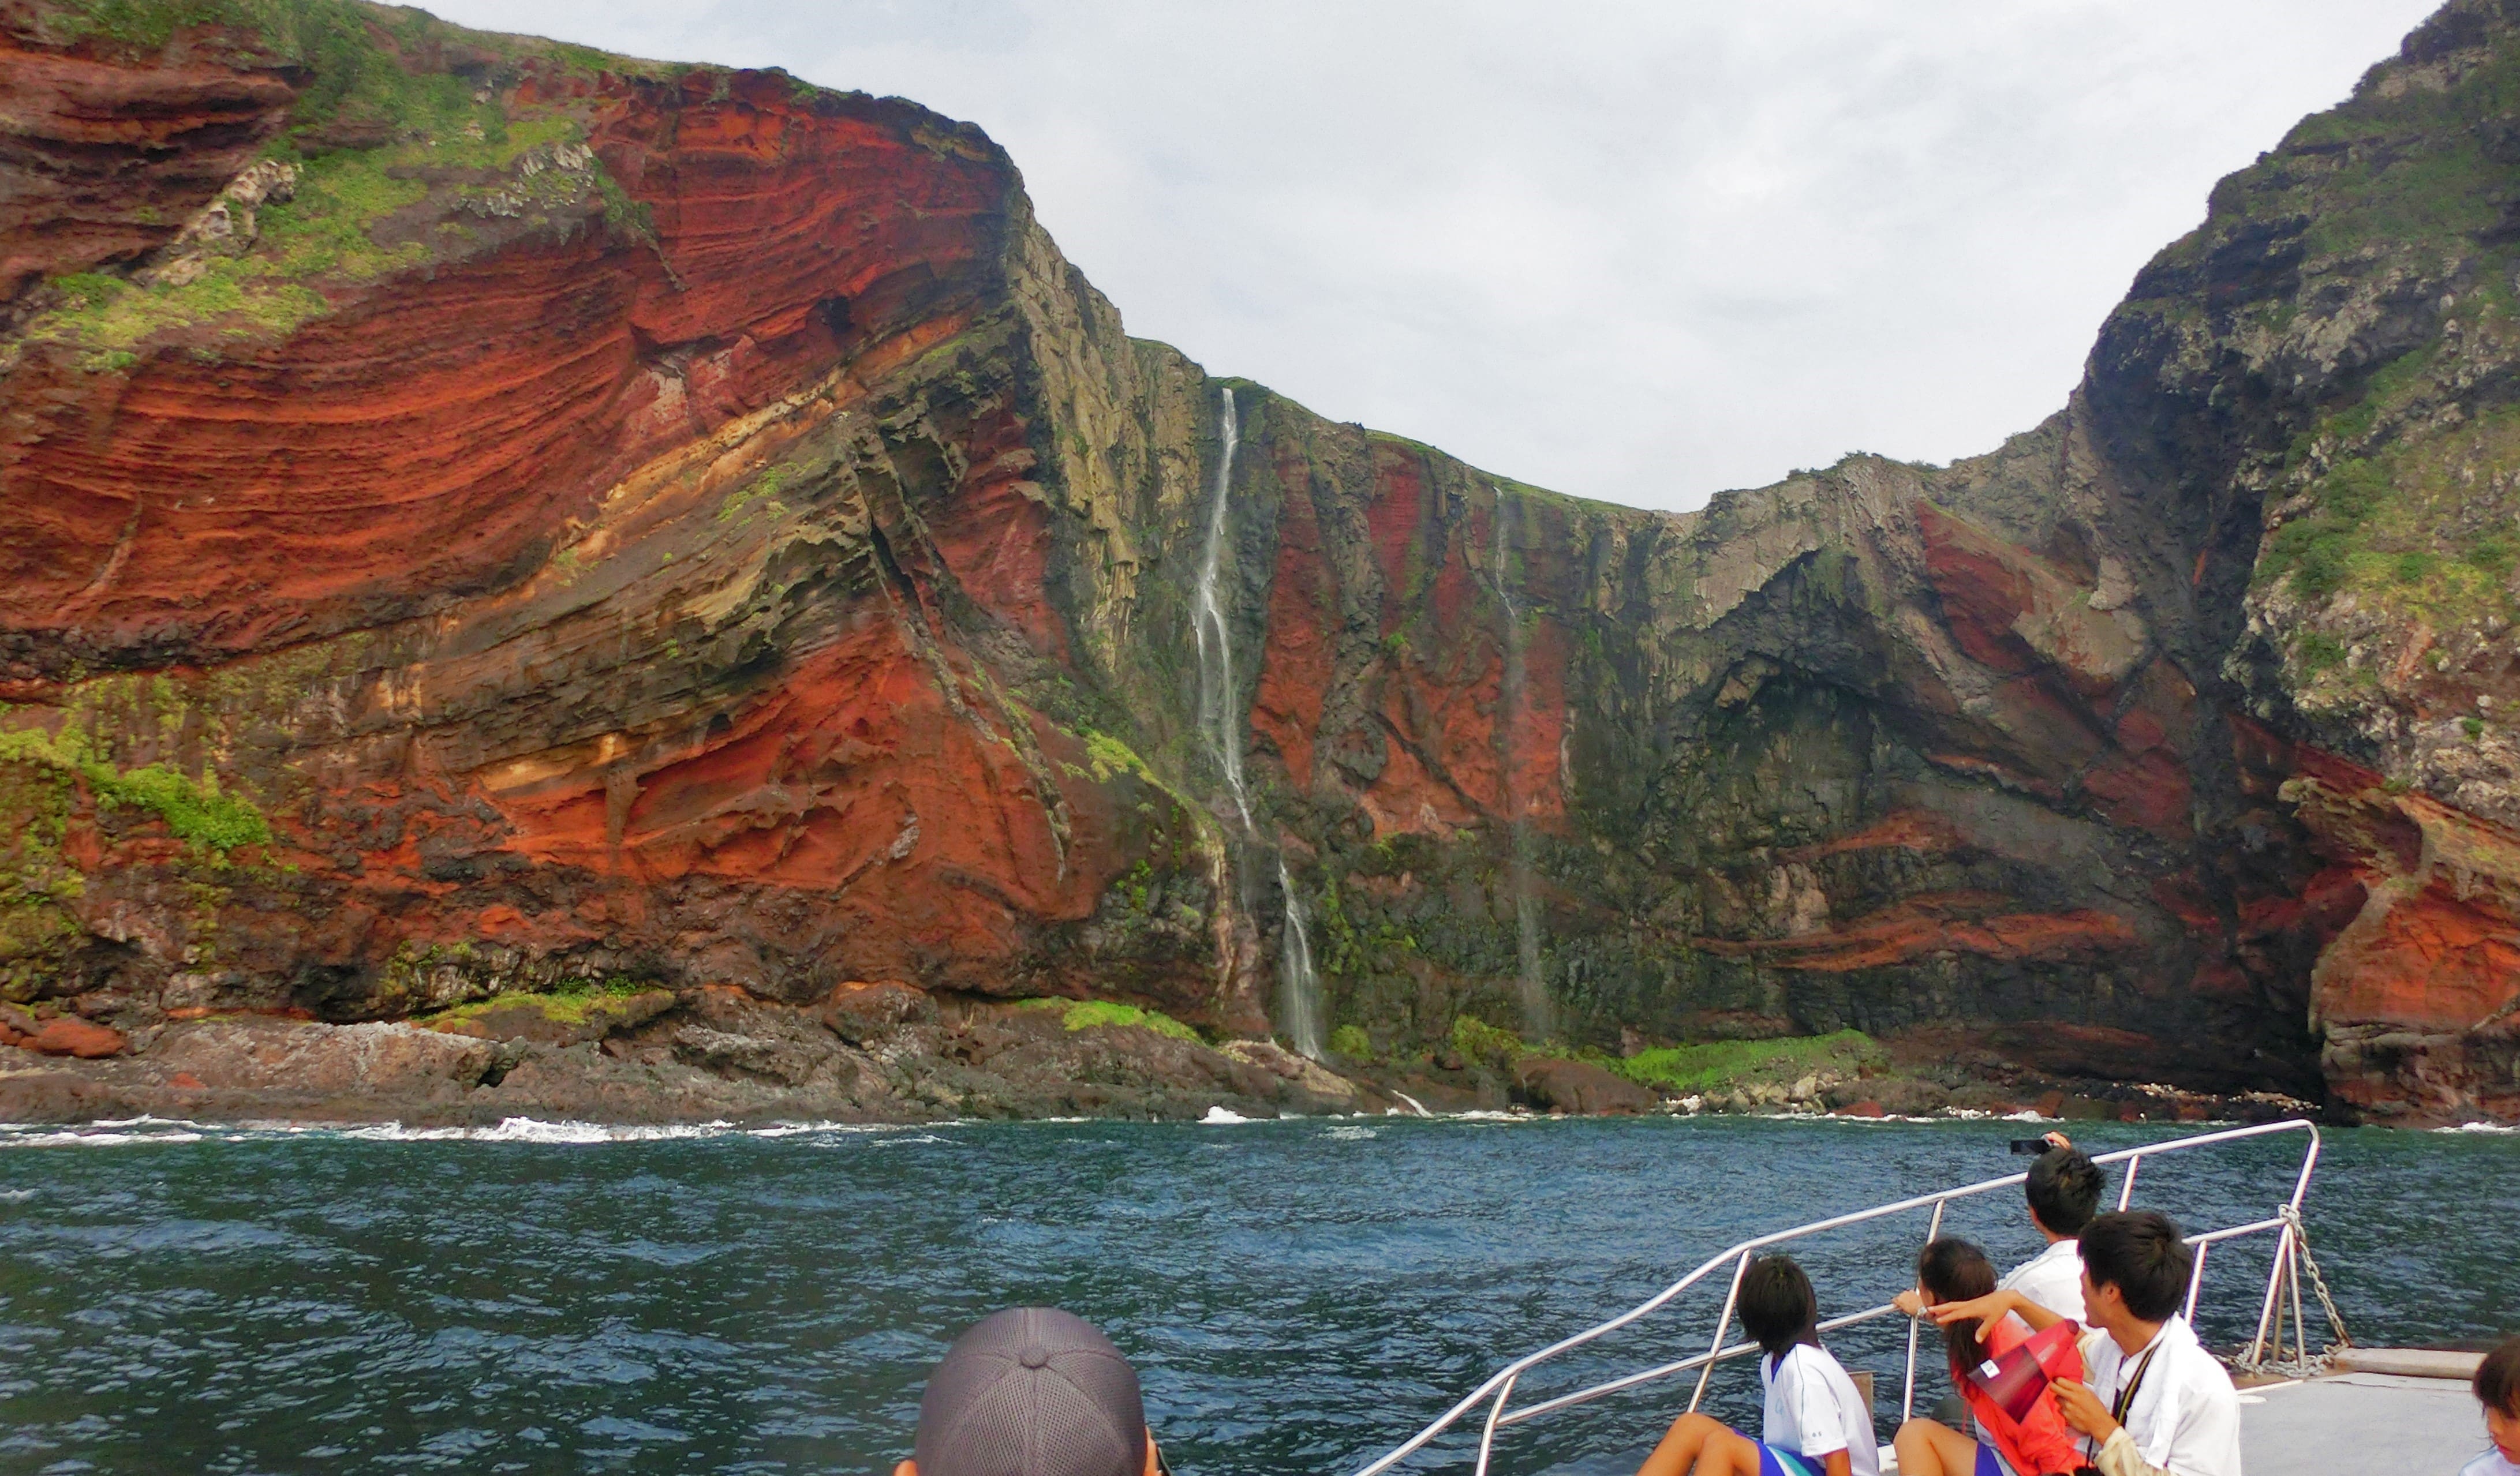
<box><xmin>3</xmin><ymin>0</ymin><xmax>2515</xmax><ymax>1122</ymax></box>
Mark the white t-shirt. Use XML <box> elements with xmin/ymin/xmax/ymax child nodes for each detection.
<box><xmin>1760</xmin><ymin>1343</ymin><xmax>1880</xmax><ymax>1476</ymax></box>
<box><xmin>2459</xmin><ymin>1449</ymin><xmax>2520</xmax><ymax>1476</ymax></box>
<box><xmin>2081</xmin><ymin>1315</ymin><xmax>2241</xmax><ymax>1476</ymax></box>
<box><xmin>1998</xmin><ymin>1238</ymin><xmax>2086</xmax><ymax>1324</ymax></box>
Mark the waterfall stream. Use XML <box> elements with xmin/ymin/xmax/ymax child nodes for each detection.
<box><xmin>1491</xmin><ymin>491</ymin><xmax>1551</xmax><ymax>1040</ymax></box>
<box><xmin>1192</xmin><ymin>388</ymin><xmax>1252</xmax><ymax>829</ymax></box>
<box><xmin>1192</xmin><ymin>385</ymin><xmax>1325</xmax><ymax>1058</ymax></box>
<box><xmin>1275</xmin><ymin>859</ymin><xmax>1326</xmax><ymax>1060</ymax></box>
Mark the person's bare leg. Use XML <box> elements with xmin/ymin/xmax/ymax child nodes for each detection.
<box><xmin>1891</xmin><ymin>1417</ymin><xmax>1979</xmax><ymax>1476</ymax></box>
<box><xmin>1687</xmin><ymin>1426</ymin><xmax>1764</xmax><ymax>1476</ymax></box>
<box><xmin>1637</xmin><ymin>1413</ymin><xmax>1734</xmax><ymax>1476</ymax></box>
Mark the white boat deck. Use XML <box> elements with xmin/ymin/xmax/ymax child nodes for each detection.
<box><xmin>2240</xmin><ymin>1365</ymin><xmax>2495</xmax><ymax>1475</ymax></box>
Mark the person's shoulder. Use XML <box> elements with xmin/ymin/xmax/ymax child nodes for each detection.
<box><xmin>2173</xmin><ymin>1337</ymin><xmax>2240</xmax><ymax>1405</ymax></box>
<box><xmin>1775</xmin><ymin>1343</ymin><xmax>1841</xmax><ymax>1381</ymax></box>
<box><xmin>2456</xmin><ymin>1451</ymin><xmax>2520</xmax><ymax>1476</ymax></box>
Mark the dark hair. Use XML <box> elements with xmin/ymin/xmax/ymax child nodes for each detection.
<box><xmin>2478</xmin><ymin>1335</ymin><xmax>2520</xmax><ymax>1417</ymax></box>
<box><xmin>2078</xmin><ymin>1211</ymin><xmax>2193</xmax><ymax>1323</ymax></box>
<box><xmin>1917</xmin><ymin>1238</ymin><xmax>1999</xmax><ymax>1373</ymax></box>
<box><xmin>1738</xmin><ymin>1254</ymin><xmax>1822</xmax><ymax>1359</ymax></box>
<box><xmin>2026</xmin><ymin>1147</ymin><xmax>2104</xmax><ymax>1236</ymax></box>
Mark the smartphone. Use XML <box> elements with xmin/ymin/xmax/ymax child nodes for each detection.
<box><xmin>2007</xmin><ymin>1138</ymin><xmax>2052</xmax><ymax>1155</ymax></box>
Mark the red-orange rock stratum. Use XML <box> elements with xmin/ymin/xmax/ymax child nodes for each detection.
<box><xmin>3</xmin><ymin>0</ymin><xmax>2517</xmax><ymax>1123</ymax></box>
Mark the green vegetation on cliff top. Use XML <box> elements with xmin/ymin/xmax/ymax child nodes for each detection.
<box><xmin>2181</xmin><ymin>18</ymin><xmax>2520</xmax><ymax>622</ymax></box>
<box><xmin>17</xmin><ymin>0</ymin><xmax>651</xmax><ymax>368</ymax></box>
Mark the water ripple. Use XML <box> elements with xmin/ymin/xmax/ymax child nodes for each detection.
<box><xmin>0</xmin><ymin>1118</ymin><xmax>2506</xmax><ymax>1474</ymax></box>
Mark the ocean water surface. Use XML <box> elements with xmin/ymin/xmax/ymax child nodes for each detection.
<box><xmin>0</xmin><ymin>1114</ymin><xmax>2511</xmax><ymax>1475</ymax></box>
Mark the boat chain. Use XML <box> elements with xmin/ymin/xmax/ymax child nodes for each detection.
<box><xmin>2236</xmin><ymin>1204</ymin><xmax>2353</xmax><ymax>1374</ymax></box>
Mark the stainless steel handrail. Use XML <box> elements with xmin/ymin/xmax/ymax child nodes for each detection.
<box><xmin>1349</xmin><ymin>1118</ymin><xmax>2320</xmax><ymax>1476</ymax></box>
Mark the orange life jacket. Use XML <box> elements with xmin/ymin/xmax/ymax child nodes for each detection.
<box><xmin>1954</xmin><ymin>1317</ymin><xmax>2086</xmax><ymax>1476</ymax></box>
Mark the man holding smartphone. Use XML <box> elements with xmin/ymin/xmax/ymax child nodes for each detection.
<box><xmin>1898</xmin><ymin>1132</ymin><xmax>2102</xmax><ymax>1325</ymax></box>
<box><xmin>2002</xmin><ymin>1132</ymin><xmax>2104</xmax><ymax>1321</ymax></box>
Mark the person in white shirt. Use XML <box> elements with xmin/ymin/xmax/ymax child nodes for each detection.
<box><xmin>1895</xmin><ymin>1133</ymin><xmax>2099</xmax><ymax>1329</ymax></box>
<box><xmin>2002</xmin><ymin>1134</ymin><xmax>2101</xmax><ymax>1322</ymax></box>
<box><xmin>1932</xmin><ymin>1210</ymin><xmax>2241</xmax><ymax>1476</ymax></box>
<box><xmin>2464</xmin><ymin>1336</ymin><xmax>2520</xmax><ymax>1476</ymax></box>
<box><xmin>1635</xmin><ymin>1254</ymin><xmax>1878</xmax><ymax>1476</ymax></box>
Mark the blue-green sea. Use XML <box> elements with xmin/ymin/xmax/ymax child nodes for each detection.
<box><xmin>0</xmin><ymin>1114</ymin><xmax>2511</xmax><ymax>1475</ymax></box>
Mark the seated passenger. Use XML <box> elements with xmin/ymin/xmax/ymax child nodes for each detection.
<box><xmin>1636</xmin><ymin>1254</ymin><xmax>1879</xmax><ymax>1476</ymax></box>
<box><xmin>2462</xmin><ymin>1335</ymin><xmax>2520</xmax><ymax>1476</ymax></box>
<box><xmin>1931</xmin><ymin>1210</ymin><xmax>2241</xmax><ymax>1476</ymax></box>
<box><xmin>896</xmin><ymin>1307</ymin><xmax>1164</xmax><ymax>1476</ymax></box>
<box><xmin>1898</xmin><ymin>1133</ymin><xmax>2098</xmax><ymax>1328</ymax></box>
<box><xmin>1891</xmin><ymin>1238</ymin><xmax>2085</xmax><ymax>1476</ymax></box>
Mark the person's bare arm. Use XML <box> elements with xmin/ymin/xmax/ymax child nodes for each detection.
<box><xmin>1822</xmin><ymin>1451</ymin><xmax>1852</xmax><ymax>1476</ymax></box>
<box><xmin>1928</xmin><ymin>1287</ymin><xmax>2065</xmax><ymax>1339</ymax></box>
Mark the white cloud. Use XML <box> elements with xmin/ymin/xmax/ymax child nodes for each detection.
<box><xmin>419</xmin><ymin>0</ymin><xmax>2442</xmax><ymax>510</ymax></box>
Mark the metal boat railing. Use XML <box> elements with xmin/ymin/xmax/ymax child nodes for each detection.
<box><xmin>1350</xmin><ymin>1118</ymin><xmax>2323</xmax><ymax>1476</ymax></box>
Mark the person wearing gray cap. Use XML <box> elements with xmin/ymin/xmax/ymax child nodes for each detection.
<box><xmin>895</xmin><ymin>1308</ymin><xmax>1166</xmax><ymax>1476</ymax></box>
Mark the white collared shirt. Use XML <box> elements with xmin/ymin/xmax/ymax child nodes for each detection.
<box><xmin>1998</xmin><ymin>1238</ymin><xmax>2085</xmax><ymax>1324</ymax></box>
<box><xmin>2082</xmin><ymin>1314</ymin><xmax>2242</xmax><ymax>1476</ymax></box>
<box><xmin>1760</xmin><ymin>1344</ymin><xmax>1881</xmax><ymax>1476</ymax></box>
<box><xmin>2460</xmin><ymin>1449</ymin><xmax>2520</xmax><ymax>1476</ymax></box>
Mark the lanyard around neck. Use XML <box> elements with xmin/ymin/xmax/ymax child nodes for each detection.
<box><xmin>2108</xmin><ymin>1338</ymin><xmax>2164</xmax><ymax>1430</ymax></box>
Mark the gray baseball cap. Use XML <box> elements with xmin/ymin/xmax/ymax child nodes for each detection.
<box><xmin>913</xmin><ymin>1308</ymin><xmax>1149</xmax><ymax>1476</ymax></box>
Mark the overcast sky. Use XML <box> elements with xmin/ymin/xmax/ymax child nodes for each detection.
<box><xmin>425</xmin><ymin>0</ymin><xmax>2442</xmax><ymax>512</ymax></box>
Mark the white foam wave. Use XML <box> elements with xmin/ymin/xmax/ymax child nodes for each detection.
<box><xmin>0</xmin><ymin>1129</ymin><xmax>205</xmax><ymax>1149</ymax></box>
<box><xmin>2439</xmin><ymin>1120</ymin><xmax>2518</xmax><ymax>1134</ymax></box>
<box><xmin>742</xmin><ymin>1121</ymin><xmax>929</xmax><ymax>1138</ymax></box>
<box><xmin>1323</xmin><ymin>1125</ymin><xmax>1378</xmax><ymax>1140</ymax></box>
<box><xmin>0</xmin><ymin>1187</ymin><xmax>33</xmax><ymax>1200</ymax></box>
<box><xmin>332</xmin><ymin>1117</ymin><xmax>736</xmax><ymax>1144</ymax></box>
<box><xmin>90</xmin><ymin>1114</ymin><xmax>219</xmax><ymax>1132</ymax></box>
<box><xmin>1199</xmin><ymin>1106</ymin><xmax>1251</xmax><ymax>1125</ymax></box>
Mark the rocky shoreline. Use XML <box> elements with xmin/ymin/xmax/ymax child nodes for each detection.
<box><xmin>0</xmin><ymin>986</ymin><xmax>2337</xmax><ymax>1129</ymax></box>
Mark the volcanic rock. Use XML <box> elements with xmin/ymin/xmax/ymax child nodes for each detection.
<box><xmin>1513</xmin><ymin>1057</ymin><xmax>1657</xmax><ymax>1115</ymax></box>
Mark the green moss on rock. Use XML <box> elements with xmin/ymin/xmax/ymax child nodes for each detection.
<box><xmin>1017</xmin><ymin>997</ymin><xmax>1202</xmax><ymax>1043</ymax></box>
<box><xmin>0</xmin><ymin>727</ymin><xmax>269</xmax><ymax>855</ymax></box>
<box><xmin>1613</xmin><ymin>1030</ymin><xmax>1883</xmax><ymax>1095</ymax></box>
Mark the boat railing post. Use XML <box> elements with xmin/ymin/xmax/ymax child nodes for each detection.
<box><xmin>2290</xmin><ymin>1235</ymin><xmax>2309</xmax><ymax>1366</ymax></box>
<box><xmin>1688</xmin><ymin>1253</ymin><xmax>1753</xmax><ymax>1414</ymax></box>
<box><xmin>2246</xmin><ymin>1217</ymin><xmax>2294</xmax><ymax>1366</ymax></box>
<box><xmin>2287</xmin><ymin>1129</ymin><xmax>2322</xmax><ymax>1212</ymax></box>
<box><xmin>1902</xmin><ymin>1198</ymin><xmax>1947</xmax><ymax>1423</ymax></box>
<box><xmin>1474</xmin><ymin>1372</ymin><xmax>1520</xmax><ymax>1476</ymax></box>
<box><xmin>2182</xmin><ymin>1239</ymin><xmax>2209</xmax><ymax>1324</ymax></box>
<box><xmin>2117</xmin><ymin>1152</ymin><xmax>2140</xmax><ymax>1211</ymax></box>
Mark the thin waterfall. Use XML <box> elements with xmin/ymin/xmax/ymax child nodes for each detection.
<box><xmin>1192</xmin><ymin>388</ymin><xmax>1252</xmax><ymax>828</ymax></box>
<box><xmin>1491</xmin><ymin>490</ymin><xmax>1550</xmax><ymax>1040</ymax></box>
<box><xmin>1276</xmin><ymin>859</ymin><xmax>1326</xmax><ymax>1059</ymax></box>
<box><xmin>1191</xmin><ymin>385</ymin><xmax>1325</xmax><ymax>1058</ymax></box>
